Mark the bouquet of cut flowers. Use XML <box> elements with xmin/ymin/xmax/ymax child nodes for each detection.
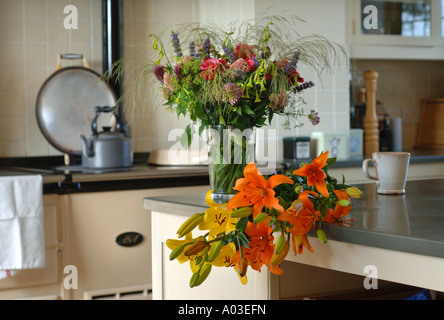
<box><xmin>150</xmin><ymin>21</ymin><xmax>320</xmax><ymax>144</ymax></box>
<box><xmin>103</xmin><ymin>15</ymin><xmax>346</xmax><ymax>199</ymax></box>
<box><xmin>108</xmin><ymin>15</ymin><xmax>345</xmax><ymax>146</ymax></box>
<box><xmin>167</xmin><ymin>151</ymin><xmax>363</xmax><ymax>287</ymax></box>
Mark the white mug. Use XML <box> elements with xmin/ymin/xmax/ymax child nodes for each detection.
<box><xmin>362</xmin><ymin>152</ymin><xmax>411</xmax><ymax>194</ymax></box>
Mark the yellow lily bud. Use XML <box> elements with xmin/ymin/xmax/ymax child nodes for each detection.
<box><xmin>177</xmin><ymin>213</ymin><xmax>204</xmax><ymax>238</ymax></box>
<box><xmin>207</xmin><ymin>239</ymin><xmax>224</xmax><ymax>262</ymax></box>
<box><xmin>253</xmin><ymin>212</ymin><xmax>269</xmax><ymax>223</ymax></box>
<box><xmin>274</xmin><ymin>234</ymin><xmax>286</xmax><ymax>255</ymax></box>
<box><xmin>338</xmin><ymin>199</ymin><xmax>351</xmax><ymax>207</ymax></box>
<box><xmin>230</xmin><ymin>207</ymin><xmax>253</xmax><ymax>218</ymax></box>
<box><xmin>189</xmin><ymin>272</ymin><xmax>199</xmax><ymax>288</ymax></box>
<box><xmin>317</xmin><ymin>229</ymin><xmax>327</xmax><ymax>244</ymax></box>
<box><xmin>169</xmin><ymin>245</ymin><xmax>184</xmax><ymax>261</ymax></box>
<box><xmin>269</xmin><ymin>240</ymin><xmax>290</xmax><ymax>267</ymax></box>
<box><xmin>194</xmin><ymin>264</ymin><xmax>212</xmax><ymax>287</ymax></box>
<box><xmin>346</xmin><ymin>187</ymin><xmax>363</xmax><ymax>199</ymax></box>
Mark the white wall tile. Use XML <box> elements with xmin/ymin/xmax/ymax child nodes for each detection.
<box><xmin>0</xmin><ymin>0</ymin><xmax>103</xmax><ymax>156</ymax></box>
<box><xmin>2</xmin><ymin>42</ymin><xmax>24</xmax><ymax>66</ymax></box>
<box><xmin>25</xmin><ymin>18</ymin><xmax>47</xmax><ymax>42</ymax></box>
<box><xmin>0</xmin><ymin>0</ymin><xmax>361</xmax><ymax>157</ymax></box>
<box><xmin>0</xmin><ymin>0</ymin><xmax>23</xmax><ymax>17</ymax></box>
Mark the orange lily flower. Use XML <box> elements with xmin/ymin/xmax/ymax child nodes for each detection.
<box><xmin>231</xmin><ymin>218</ymin><xmax>281</xmax><ymax>274</ymax></box>
<box><xmin>293</xmin><ymin>151</ymin><xmax>329</xmax><ymax>198</ymax></box>
<box><xmin>227</xmin><ymin>163</ymin><xmax>294</xmax><ymax>218</ymax></box>
<box><xmin>278</xmin><ymin>190</ymin><xmax>320</xmax><ymax>235</ymax></box>
<box><xmin>291</xmin><ymin>233</ymin><xmax>314</xmax><ymax>255</ymax></box>
<box><xmin>324</xmin><ymin>190</ymin><xmax>353</xmax><ymax>223</ymax></box>
<box><xmin>243</xmin><ymin>219</ymin><xmax>275</xmax><ymax>272</ymax></box>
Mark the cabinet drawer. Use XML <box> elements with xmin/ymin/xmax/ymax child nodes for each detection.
<box><xmin>0</xmin><ymin>196</ymin><xmax>61</xmax><ymax>291</ymax></box>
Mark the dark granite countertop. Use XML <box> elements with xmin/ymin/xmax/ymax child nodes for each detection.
<box><xmin>143</xmin><ymin>179</ymin><xmax>444</xmax><ymax>260</ymax></box>
<box><xmin>1</xmin><ymin>148</ymin><xmax>444</xmax><ymax>194</ymax></box>
<box><xmin>283</xmin><ymin>148</ymin><xmax>444</xmax><ymax>169</ymax></box>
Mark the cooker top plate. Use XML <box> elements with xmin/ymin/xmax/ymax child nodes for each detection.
<box><xmin>36</xmin><ymin>67</ymin><xmax>116</xmax><ymax>155</ymax></box>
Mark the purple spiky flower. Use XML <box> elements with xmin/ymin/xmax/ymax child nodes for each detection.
<box><xmin>171</xmin><ymin>32</ymin><xmax>183</xmax><ymax>58</ymax></box>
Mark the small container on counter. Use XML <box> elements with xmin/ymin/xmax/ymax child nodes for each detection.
<box><xmin>349</xmin><ymin>128</ymin><xmax>364</xmax><ymax>159</ymax></box>
<box><xmin>311</xmin><ymin>131</ymin><xmax>349</xmax><ymax>160</ymax></box>
<box><xmin>391</xmin><ymin>117</ymin><xmax>403</xmax><ymax>152</ymax></box>
<box><xmin>283</xmin><ymin>137</ymin><xmax>311</xmax><ymax>160</ymax></box>
<box><xmin>379</xmin><ymin>114</ymin><xmax>394</xmax><ymax>152</ymax></box>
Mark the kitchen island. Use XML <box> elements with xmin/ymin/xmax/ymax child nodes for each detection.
<box><xmin>144</xmin><ymin>179</ymin><xmax>444</xmax><ymax>300</ymax></box>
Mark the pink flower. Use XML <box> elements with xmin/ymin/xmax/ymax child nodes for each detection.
<box><xmin>308</xmin><ymin>109</ymin><xmax>320</xmax><ymax>125</ymax></box>
<box><xmin>199</xmin><ymin>57</ymin><xmax>226</xmax><ymax>80</ymax></box>
<box><xmin>221</xmin><ymin>83</ymin><xmax>243</xmax><ymax>106</ymax></box>
<box><xmin>229</xmin><ymin>58</ymin><xmax>250</xmax><ymax>73</ymax></box>
<box><xmin>181</xmin><ymin>56</ymin><xmax>194</xmax><ymax>64</ymax></box>
<box><xmin>234</xmin><ymin>43</ymin><xmax>256</xmax><ymax>59</ymax></box>
<box><xmin>244</xmin><ymin>58</ymin><xmax>255</xmax><ymax>72</ymax></box>
<box><xmin>163</xmin><ymin>72</ymin><xmax>179</xmax><ymax>92</ymax></box>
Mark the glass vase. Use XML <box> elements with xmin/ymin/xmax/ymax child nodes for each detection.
<box><xmin>206</xmin><ymin>125</ymin><xmax>255</xmax><ymax>204</ymax></box>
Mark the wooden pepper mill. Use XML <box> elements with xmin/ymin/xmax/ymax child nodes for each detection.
<box><xmin>363</xmin><ymin>70</ymin><xmax>379</xmax><ymax>156</ymax></box>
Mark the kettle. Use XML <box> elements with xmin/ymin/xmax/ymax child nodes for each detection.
<box><xmin>81</xmin><ymin>106</ymin><xmax>133</xmax><ymax>169</ymax></box>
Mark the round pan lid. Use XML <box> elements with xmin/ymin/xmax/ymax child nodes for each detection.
<box><xmin>36</xmin><ymin>56</ymin><xmax>117</xmax><ymax>155</ymax></box>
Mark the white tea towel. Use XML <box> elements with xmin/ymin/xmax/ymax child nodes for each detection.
<box><xmin>0</xmin><ymin>175</ymin><xmax>45</xmax><ymax>279</ymax></box>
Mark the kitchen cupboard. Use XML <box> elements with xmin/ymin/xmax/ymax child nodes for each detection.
<box><xmin>346</xmin><ymin>0</ymin><xmax>444</xmax><ymax>59</ymax></box>
<box><xmin>67</xmin><ymin>185</ymin><xmax>209</xmax><ymax>300</ymax></box>
<box><xmin>0</xmin><ymin>194</ymin><xmax>68</xmax><ymax>300</ymax></box>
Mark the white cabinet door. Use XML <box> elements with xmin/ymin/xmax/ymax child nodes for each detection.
<box><xmin>151</xmin><ymin>210</ymin><xmax>279</xmax><ymax>300</ymax></box>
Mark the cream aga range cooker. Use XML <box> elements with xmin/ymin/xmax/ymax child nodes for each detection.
<box><xmin>0</xmin><ymin>157</ymin><xmax>209</xmax><ymax>300</ymax></box>
<box><xmin>60</xmin><ymin>163</ymin><xmax>209</xmax><ymax>300</ymax></box>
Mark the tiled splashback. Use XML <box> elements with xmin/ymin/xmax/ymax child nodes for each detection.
<box><xmin>351</xmin><ymin>59</ymin><xmax>444</xmax><ymax>150</ymax></box>
<box><xmin>2</xmin><ymin>0</ymin><xmax>441</xmax><ymax>158</ymax></box>
<box><xmin>0</xmin><ymin>0</ymin><xmax>102</xmax><ymax>157</ymax></box>
<box><xmin>0</xmin><ymin>0</ymin><xmax>350</xmax><ymax>159</ymax></box>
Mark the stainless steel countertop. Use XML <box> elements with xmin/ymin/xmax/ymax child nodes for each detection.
<box><xmin>143</xmin><ymin>179</ymin><xmax>444</xmax><ymax>259</ymax></box>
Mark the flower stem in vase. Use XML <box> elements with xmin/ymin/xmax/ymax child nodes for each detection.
<box><xmin>207</xmin><ymin>125</ymin><xmax>254</xmax><ymax>203</ymax></box>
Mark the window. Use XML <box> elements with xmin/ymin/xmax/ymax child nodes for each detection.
<box><xmin>361</xmin><ymin>0</ymin><xmax>432</xmax><ymax>37</ymax></box>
